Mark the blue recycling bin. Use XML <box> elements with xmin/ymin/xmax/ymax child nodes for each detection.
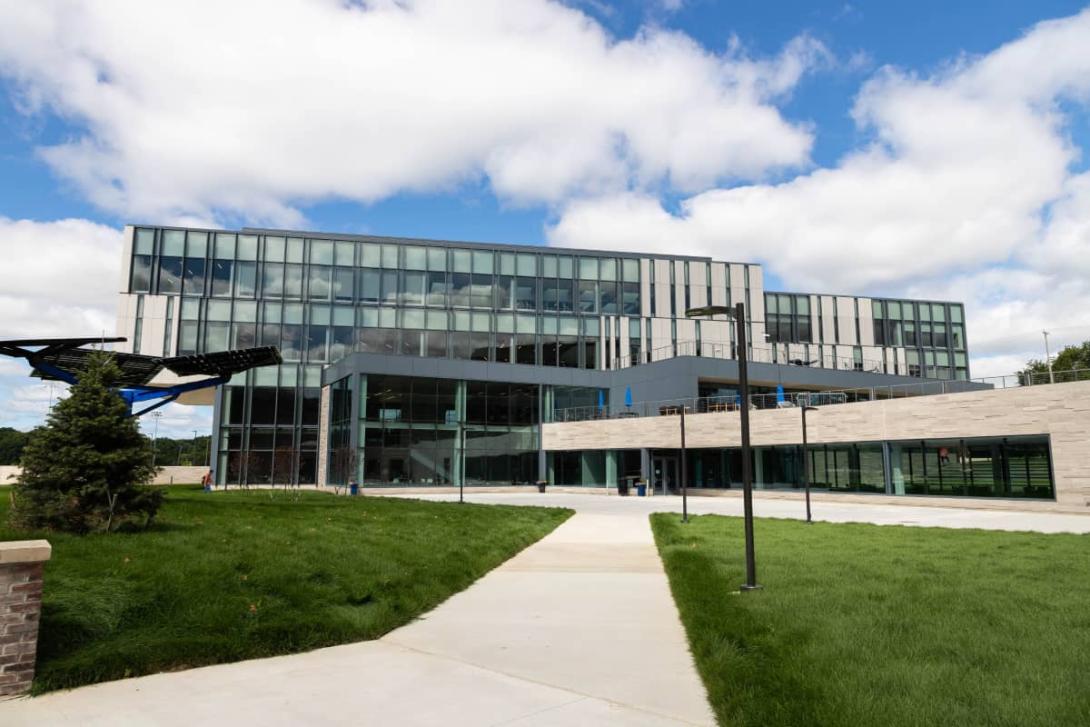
<box><xmin>349</xmin><ymin>482</ymin><xmax>359</xmax><ymax>496</ymax></box>
<box><xmin>636</xmin><ymin>483</ymin><xmax>647</xmax><ymax>497</ymax></box>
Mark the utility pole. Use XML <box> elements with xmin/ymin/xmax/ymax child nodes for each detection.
<box><xmin>1042</xmin><ymin>331</ymin><xmax>1055</xmax><ymax>384</ymax></box>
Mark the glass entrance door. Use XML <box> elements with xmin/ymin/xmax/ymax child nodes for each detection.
<box><xmin>653</xmin><ymin>456</ymin><xmax>677</xmax><ymax>495</ymax></box>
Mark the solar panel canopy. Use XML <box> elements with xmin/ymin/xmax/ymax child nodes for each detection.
<box><xmin>0</xmin><ymin>338</ymin><xmax>282</xmax><ymax>389</ymax></box>
<box><xmin>162</xmin><ymin>347</ymin><xmax>282</xmax><ymax>378</ymax></box>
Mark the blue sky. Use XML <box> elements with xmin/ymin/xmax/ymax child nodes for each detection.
<box><xmin>1</xmin><ymin>0</ymin><xmax>1089</xmax><ymax>436</ymax></box>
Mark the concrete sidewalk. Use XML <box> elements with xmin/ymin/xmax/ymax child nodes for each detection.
<box><xmin>0</xmin><ymin>510</ymin><xmax>715</xmax><ymax>726</ymax></box>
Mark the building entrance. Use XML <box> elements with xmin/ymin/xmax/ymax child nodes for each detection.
<box><xmin>652</xmin><ymin>456</ymin><xmax>678</xmax><ymax>495</ymax></box>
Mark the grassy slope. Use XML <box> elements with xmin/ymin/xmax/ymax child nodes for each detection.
<box><xmin>0</xmin><ymin>487</ymin><xmax>571</xmax><ymax>693</ymax></box>
<box><xmin>652</xmin><ymin>514</ymin><xmax>1090</xmax><ymax>727</ymax></box>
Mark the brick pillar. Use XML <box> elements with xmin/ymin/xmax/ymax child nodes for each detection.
<box><xmin>0</xmin><ymin>540</ymin><xmax>52</xmax><ymax>698</ymax></box>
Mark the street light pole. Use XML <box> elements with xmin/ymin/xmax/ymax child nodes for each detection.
<box><xmin>733</xmin><ymin>302</ymin><xmax>760</xmax><ymax>591</ymax></box>
<box><xmin>680</xmin><ymin>406</ymin><xmax>688</xmax><ymax>523</ymax></box>
<box><xmin>800</xmin><ymin>403</ymin><xmax>818</xmax><ymax>524</ymax></box>
<box><xmin>686</xmin><ymin>302</ymin><xmax>760</xmax><ymax>591</ymax></box>
<box><xmin>1042</xmin><ymin>330</ymin><xmax>1054</xmax><ymax>384</ymax></box>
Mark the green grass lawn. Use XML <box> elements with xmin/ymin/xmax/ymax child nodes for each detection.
<box><xmin>0</xmin><ymin>487</ymin><xmax>571</xmax><ymax>693</ymax></box>
<box><xmin>652</xmin><ymin>514</ymin><xmax>1090</xmax><ymax>727</ymax></box>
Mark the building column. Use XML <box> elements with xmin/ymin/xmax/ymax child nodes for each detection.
<box><xmin>210</xmin><ymin>385</ymin><xmax>224</xmax><ymax>485</ymax></box>
<box><xmin>316</xmin><ymin>383</ymin><xmax>331</xmax><ymax>488</ymax></box>
<box><xmin>537</xmin><ymin>449</ymin><xmax>547</xmax><ymax>483</ymax></box>
<box><xmin>640</xmin><ymin>448</ymin><xmax>651</xmax><ymax>483</ymax></box>
<box><xmin>605</xmin><ymin>450</ymin><xmax>618</xmax><ymax>490</ymax></box>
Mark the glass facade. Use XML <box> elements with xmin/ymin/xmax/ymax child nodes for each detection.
<box><xmin>124</xmin><ymin>226</ymin><xmax>972</xmax><ymax>487</ymax></box>
<box><xmin>873</xmin><ymin>299</ymin><xmax>968</xmax><ymax>380</ymax></box>
<box><xmin>593</xmin><ymin>435</ymin><xmax>1054</xmax><ymax>500</ymax></box>
<box><xmin>339</xmin><ymin>373</ymin><xmax>604</xmax><ymax>487</ymax></box>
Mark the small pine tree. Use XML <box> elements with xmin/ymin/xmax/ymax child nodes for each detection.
<box><xmin>11</xmin><ymin>351</ymin><xmax>163</xmax><ymax>533</ymax></box>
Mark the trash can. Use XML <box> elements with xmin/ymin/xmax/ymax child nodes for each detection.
<box><xmin>636</xmin><ymin>481</ymin><xmax>647</xmax><ymax>497</ymax></box>
<box><xmin>536</xmin><ymin>480</ymin><xmax>548</xmax><ymax>493</ymax></box>
<box><xmin>349</xmin><ymin>481</ymin><xmax>359</xmax><ymax>496</ymax></box>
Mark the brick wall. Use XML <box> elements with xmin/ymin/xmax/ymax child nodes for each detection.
<box><xmin>0</xmin><ymin>541</ymin><xmax>51</xmax><ymax>698</ymax></box>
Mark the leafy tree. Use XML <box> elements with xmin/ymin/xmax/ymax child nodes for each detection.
<box><xmin>1021</xmin><ymin>340</ymin><xmax>1090</xmax><ymax>384</ymax></box>
<box><xmin>10</xmin><ymin>352</ymin><xmax>163</xmax><ymax>533</ymax></box>
<box><xmin>0</xmin><ymin>427</ymin><xmax>29</xmax><ymax>465</ymax></box>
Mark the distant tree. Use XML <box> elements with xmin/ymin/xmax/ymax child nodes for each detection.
<box><xmin>1021</xmin><ymin>340</ymin><xmax>1090</xmax><ymax>384</ymax></box>
<box><xmin>10</xmin><ymin>352</ymin><xmax>163</xmax><ymax>533</ymax></box>
<box><xmin>0</xmin><ymin>427</ymin><xmax>30</xmax><ymax>465</ymax></box>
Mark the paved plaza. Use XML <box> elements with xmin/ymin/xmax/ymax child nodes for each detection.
<box><xmin>3</xmin><ymin>493</ymin><xmax>1087</xmax><ymax>726</ymax></box>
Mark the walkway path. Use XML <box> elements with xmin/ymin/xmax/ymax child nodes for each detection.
<box><xmin>1</xmin><ymin>507</ymin><xmax>715</xmax><ymax>726</ymax></box>
<box><xmin>401</xmin><ymin>491</ymin><xmax>1090</xmax><ymax>534</ymax></box>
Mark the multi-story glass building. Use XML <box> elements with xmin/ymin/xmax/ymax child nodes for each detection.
<box><xmin>115</xmin><ymin>225</ymin><xmax>973</xmax><ymax>490</ymax></box>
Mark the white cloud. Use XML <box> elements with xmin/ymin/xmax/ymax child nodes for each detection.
<box><xmin>0</xmin><ymin>217</ymin><xmax>123</xmax><ymax>339</ymax></box>
<box><xmin>549</xmin><ymin>8</ymin><xmax>1090</xmax><ymax>376</ymax></box>
<box><xmin>0</xmin><ymin>0</ymin><xmax>822</xmax><ymax>224</ymax></box>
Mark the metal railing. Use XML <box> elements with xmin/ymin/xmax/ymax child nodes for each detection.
<box><xmin>550</xmin><ymin>368</ymin><xmax>1090</xmax><ymax>423</ymax></box>
<box><xmin>610</xmin><ymin>339</ymin><xmax>892</xmax><ymax>374</ymax></box>
<box><xmin>970</xmin><ymin>368</ymin><xmax>1090</xmax><ymax>389</ymax></box>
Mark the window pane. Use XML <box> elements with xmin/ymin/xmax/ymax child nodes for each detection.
<box><xmin>334</xmin><ymin>241</ymin><xmax>355</xmax><ymax>266</ymax></box>
<box><xmin>473</xmin><ymin>250</ymin><xmax>493</xmax><ymax>274</ymax></box>
<box><xmin>381</xmin><ymin>244</ymin><xmax>399</xmax><ymax>268</ymax></box>
<box><xmin>211</xmin><ymin>260</ymin><xmax>233</xmax><ymax>296</ymax></box>
<box><xmin>130</xmin><ymin>255</ymin><xmax>152</xmax><ymax>292</ymax></box>
<box><xmin>214</xmin><ymin>233</ymin><xmax>236</xmax><ymax>259</ymax></box>
<box><xmin>361</xmin><ymin>243</ymin><xmax>380</xmax><ymax>267</ymax></box>
<box><xmin>283</xmin><ymin>264</ymin><xmax>303</xmax><ymax>298</ymax></box>
<box><xmin>517</xmin><ymin>254</ymin><xmax>536</xmax><ymax>277</ymax></box>
<box><xmin>235</xmin><ymin>261</ymin><xmax>256</xmax><ymax>297</ymax></box>
<box><xmin>134</xmin><ymin>228</ymin><xmax>155</xmax><ymax>255</ymax></box>
<box><xmin>515</xmin><ymin>277</ymin><xmax>537</xmax><ymax>310</ymax></box>
<box><xmin>578</xmin><ymin>258</ymin><xmax>597</xmax><ymax>280</ymax></box>
<box><xmin>158</xmin><ymin>257</ymin><xmax>183</xmax><ymax>294</ymax></box>
<box><xmin>264</xmin><ymin>236</ymin><xmax>285</xmax><ymax>262</ymax></box>
<box><xmin>184</xmin><ymin>258</ymin><xmax>206</xmax><ymax>295</ymax></box>
<box><xmin>622</xmin><ymin>258</ymin><xmax>640</xmax><ymax>282</ymax></box>
<box><xmin>578</xmin><ymin>280</ymin><xmax>597</xmax><ymax>313</ymax></box>
<box><xmin>162</xmin><ymin>230</ymin><xmax>185</xmax><ymax>256</ymax></box>
<box><xmin>404</xmin><ymin>246</ymin><xmax>427</xmax><ymax>270</ymax></box>
<box><xmin>237</xmin><ymin>235</ymin><xmax>259</xmax><ymax>261</ymax></box>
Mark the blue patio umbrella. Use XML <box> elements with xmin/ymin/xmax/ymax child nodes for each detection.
<box><xmin>776</xmin><ymin>385</ymin><xmax>785</xmax><ymax>404</ymax></box>
<box><xmin>598</xmin><ymin>389</ymin><xmax>605</xmax><ymax>412</ymax></box>
<box><xmin>624</xmin><ymin>386</ymin><xmax>633</xmax><ymax>407</ymax></box>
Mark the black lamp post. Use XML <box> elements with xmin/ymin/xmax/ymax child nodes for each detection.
<box><xmin>800</xmin><ymin>403</ymin><xmax>818</xmax><ymax>524</ymax></box>
<box><xmin>680</xmin><ymin>406</ymin><xmax>688</xmax><ymax>523</ymax></box>
<box><xmin>686</xmin><ymin>303</ymin><xmax>760</xmax><ymax>591</ymax></box>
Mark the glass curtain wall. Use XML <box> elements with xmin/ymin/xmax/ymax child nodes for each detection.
<box><xmin>545</xmin><ymin>435</ymin><xmax>1054</xmax><ymax>499</ymax></box>
<box><xmin>358</xmin><ymin>374</ymin><xmax>539</xmax><ymax>486</ymax></box>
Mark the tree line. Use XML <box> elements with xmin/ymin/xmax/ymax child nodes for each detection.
<box><xmin>0</xmin><ymin>426</ymin><xmax>209</xmax><ymax>467</ymax></box>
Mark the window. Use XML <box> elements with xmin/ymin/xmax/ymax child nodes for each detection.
<box><xmin>211</xmin><ymin>260</ymin><xmax>233</xmax><ymax>296</ymax></box>
<box><xmin>515</xmin><ymin>277</ymin><xmax>537</xmax><ymax>310</ymax></box>
<box><xmin>158</xmin><ymin>257</ymin><xmax>183</xmax><ymax>294</ymax></box>
<box><xmin>131</xmin><ymin>255</ymin><xmax>152</xmax><ymax>292</ymax></box>
<box><xmin>578</xmin><ymin>279</ymin><xmax>597</xmax><ymax>313</ymax></box>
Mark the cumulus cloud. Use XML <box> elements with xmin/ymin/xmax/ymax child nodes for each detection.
<box><xmin>549</xmin><ymin>8</ymin><xmax>1090</xmax><ymax>376</ymax></box>
<box><xmin>0</xmin><ymin>0</ymin><xmax>822</xmax><ymax>224</ymax></box>
<box><xmin>0</xmin><ymin>217</ymin><xmax>123</xmax><ymax>339</ymax></box>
